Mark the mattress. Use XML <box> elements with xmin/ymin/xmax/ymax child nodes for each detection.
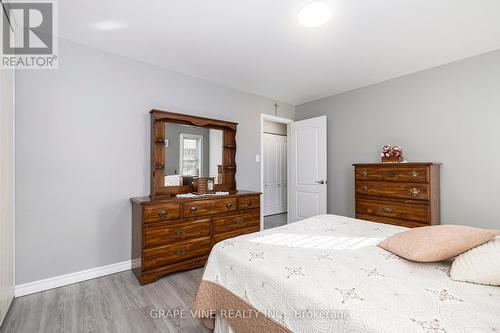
<box><xmin>194</xmin><ymin>214</ymin><xmax>500</xmax><ymax>333</ymax></box>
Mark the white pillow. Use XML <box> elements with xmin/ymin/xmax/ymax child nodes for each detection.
<box><xmin>451</xmin><ymin>236</ymin><xmax>500</xmax><ymax>286</ymax></box>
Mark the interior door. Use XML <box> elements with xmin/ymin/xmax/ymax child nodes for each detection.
<box><xmin>289</xmin><ymin>116</ymin><xmax>327</xmax><ymax>222</ymax></box>
<box><xmin>0</xmin><ymin>69</ymin><xmax>15</xmax><ymax>325</ymax></box>
<box><xmin>263</xmin><ymin>133</ymin><xmax>287</xmax><ymax>216</ymax></box>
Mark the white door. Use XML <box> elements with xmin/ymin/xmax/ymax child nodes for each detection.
<box><xmin>0</xmin><ymin>69</ymin><xmax>15</xmax><ymax>325</ymax></box>
<box><xmin>289</xmin><ymin>116</ymin><xmax>327</xmax><ymax>222</ymax></box>
<box><xmin>263</xmin><ymin>134</ymin><xmax>287</xmax><ymax>216</ymax></box>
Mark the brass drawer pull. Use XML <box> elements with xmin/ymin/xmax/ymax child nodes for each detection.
<box><xmin>232</xmin><ymin>219</ymin><xmax>245</xmax><ymax>225</ymax></box>
<box><xmin>175</xmin><ymin>229</ymin><xmax>186</xmax><ymax>236</ymax></box>
<box><xmin>360</xmin><ymin>169</ymin><xmax>368</xmax><ymax>177</ymax></box>
<box><xmin>189</xmin><ymin>206</ymin><xmax>197</xmax><ymax>213</ymax></box>
<box><xmin>383</xmin><ymin>207</ymin><xmax>394</xmax><ymax>213</ymax></box>
<box><xmin>361</xmin><ymin>186</ymin><xmax>368</xmax><ymax>192</ymax></box>
<box><xmin>247</xmin><ymin>200</ymin><xmax>253</xmax><ymax>206</ymax></box>
<box><xmin>158</xmin><ymin>209</ymin><xmax>167</xmax><ymax>217</ymax></box>
<box><xmin>409</xmin><ymin>170</ymin><xmax>419</xmax><ymax>178</ymax></box>
<box><xmin>409</xmin><ymin>188</ymin><xmax>421</xmax><ymax>197</ymax></box>
<box><xmin>176</xmin><ymin>248</ymin><xmax>187</xmax><ymax>256</ymax></box>
<box><xmin>226</xmin><ymin>202</ymin><xmax>233</xmax><ymax>208</ymax></box>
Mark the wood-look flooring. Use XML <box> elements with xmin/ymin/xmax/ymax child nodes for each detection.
<box><xmin>1</xmin><ymin>215</ymin><xmax>288</xmax><ymax>333</ymax></box>
<box><xmin>0</xmin><ymin>269</ymin><xmax>209</xmax><ymax>333</ymax></box>
<box><xmin>264</xmin><ymin>213</ymin><xmax>287</xmax><ymax>230</ymax></box>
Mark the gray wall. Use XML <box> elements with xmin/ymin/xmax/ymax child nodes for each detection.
<box><xmin>165</xmin><ymin>123</ymin><xmax>210</xmax><ymax>177</ymax></box>
<box><xmin>15</xmin><ymin>38</ymin><xmax>294</xmax><ymax>284</ymax></box>
<box><xmin>209</xmin><ymin>129</ymin><xmax>223</xmax><ymax>181</ymax></box>
<box><xmin>296</xmin><ymin>49</ymin><xmax>500</xmax><ymax>229</ymax></box>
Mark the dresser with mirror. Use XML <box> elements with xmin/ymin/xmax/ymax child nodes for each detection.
<box><xmin>131</xmin><ymin>110</ymin><xmax>261</xmax><ymax>285</ymax></box>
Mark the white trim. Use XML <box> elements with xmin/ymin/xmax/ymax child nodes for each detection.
<box><xmin>260</xmin><ymin>113</ymin><xmax>293</xmax><ymax>231</ymax></box>
<box><xmin>14</xmin><ymin>260</ymin><xmax>132</xmax><ymax>297</ymax></box>
<box><xmin>12</xmin><ymin>67</ymin><xmax>16</xmax><ymax>299</ymax></box>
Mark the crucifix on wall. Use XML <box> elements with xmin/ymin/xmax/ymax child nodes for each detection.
<box><xmin>274</xmin><ymin>102</ymin><xmax>279</xmax><ymax>116</ymax></box>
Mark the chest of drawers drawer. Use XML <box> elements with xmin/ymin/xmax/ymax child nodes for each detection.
<box><xmin>356</xmin><ymin>199</ymin><xmax>429</xmax><ymax>223</ymax></box>
<box><xmin>239</xmin><ymin>195</ymin><xmax>260</xmax><ymax>210</ymax></box>
<box><xmin>356</xmin><ymin>181</ymin><xmax>429</xmax><ymax>201</ymax></box>
<box><xmin>355</xmin><ymin>166</ymin><xmax>429</xmax><ymax>183</ymax></box>
<box><xmin>143</xmin><ymin>237</ymin><xmax>211</xmax><ymax>270</ymax></box>
<box><xmin>213</xmin><ymin>211</ymin><xmax>260</xmax><ymax>234</ymax></box>
<box><xmin>356</xmin><ymin>213</ymin><xmax>428</xmax><ymax>228</ymax></box>
<box><xmin>182</xmin><ymin>198</ymin><xmax>238</xmax><ymax>217</ymax></box>
<box><xmin>213</xmin><ymin>225</ymin><xmax>260</xmax><ymax>245</ymax></box>
<box><xmin>143</xmin><ymin>202</ymin><xmax>180</xmax><ymax>223</ymax></box>
<box><xmin>143</xmin><ymin>217</ymin><xmax>211</xmax><ymax>248</ymax></box>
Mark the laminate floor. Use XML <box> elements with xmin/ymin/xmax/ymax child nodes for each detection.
<box><xmin>0</xmin><ymin>268</ymin><xmax>210</xmax><ymax>333</ymax></box>
<box><xmin>264</xmin><ymin>213</ymin><xmax>287</xmax><ymax>230</ymax></box>
<box><xmin>2</xmin><ymin>216</ymin><xmax>288</xmax><ymax>333</ymax></box>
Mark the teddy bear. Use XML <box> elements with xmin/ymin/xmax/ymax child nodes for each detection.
<box><xmin>392</xmin><ymin>145</ymin><xmax>402</xmax><ymax>157</ymax></box>
<box><xmin>380</xmin><ymin>144</ymin><xmax>392</xmax><ymax>158</ymax></box>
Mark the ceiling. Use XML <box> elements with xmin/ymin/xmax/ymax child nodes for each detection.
<box><xmin>59</xmin><ymin>0</ymin><xmax>500</xmax><ymax>105</ymax></box>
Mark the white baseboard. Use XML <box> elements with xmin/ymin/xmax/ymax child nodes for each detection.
<box><xmin>14</xmin><ymin>260</ymin><xmax>132</xmax><ymax>297</ymax></box>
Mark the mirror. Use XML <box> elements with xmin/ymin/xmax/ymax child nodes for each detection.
<box><xmin>164</xmin><ymin>123</ymin><xmax>224</xmax><ymax>186</ymax></box>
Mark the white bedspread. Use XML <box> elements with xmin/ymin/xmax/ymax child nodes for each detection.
<box><xmin>202</xmin><ymin>214</ymin><xmax>500</xmax><ymax>333</ymax></box>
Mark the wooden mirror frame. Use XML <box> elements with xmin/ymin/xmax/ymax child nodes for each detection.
<box><xmin>150</xmin><ymin>109</ymin><xmax>238</xmax><ymax>199</ymax></box>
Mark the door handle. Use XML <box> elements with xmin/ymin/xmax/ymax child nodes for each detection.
<box><xmin>315</xmin><ymin>180</ymin><xmax>325</xmax><ymax>184</ymax></box>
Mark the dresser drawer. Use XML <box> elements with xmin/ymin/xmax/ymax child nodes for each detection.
<box><xmin>356</xmin><ymin>181</ymin><xmax>429</xmax><ymax>201</ymax></box>
<box><xmin>143</xmin><ymin>202</ymin><xmax>180</xmax><ymax>223</ymax></box>
<box><xmin>239</xmin><ymin>195</ymin><xmax>260</xmax><ymax>210</ymax></box>
<box><xmin>213</xmin><ymin>226</ymin><xmax>260</xmax><ymax>245</ymax></box>
<box><xmin>143</xmin><ymin>218</ymin><xmax>211</xmax><ymax>248</ymax></box>
<box><xmin>213</xmin><ymin>211</ymin><xmax>260</xmax><ymax>234</ymax></box>
<box><xmin>183</xmin><ymin>197</ymin><xmax>238</xmax><ymax>217</ymax></box>
<box><xmin>356</xmin><ymin>213</ymin><xmax>429</xmax><ymax>228</ymax></box>
<box><xmin>143</xmin><ymin>237</ymin><xmax>211</xmax><ymax>270</ymax></box>
<box><xmin>355</xmin><ymin>166</ymin><xmax>429</xmax><ymax>183</ymax></box>
<box><xmin>356</xmin><ymin>199</ymin><xmax>429</xmax><ymax>223</ymax></box>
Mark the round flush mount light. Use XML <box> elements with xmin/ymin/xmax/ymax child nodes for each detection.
<box><xmin>298</xmin><ymin>1</ymin><xmax>333</xmax><ymax>28</ymax></box>
<box><xmin>91</xmin><ymin>20</ymin><xmax>127</xmax><ymax>31</ymax></box>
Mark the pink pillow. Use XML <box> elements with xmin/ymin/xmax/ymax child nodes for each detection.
<box><xmin>377</xmin><ymin>225</ymin><xmax>496</xmax><ymax>262</ymax></box>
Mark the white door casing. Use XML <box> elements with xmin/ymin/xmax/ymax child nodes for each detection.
<box><xmin>263</xmin><ymin>133</ymin><xmax>287</xmax><ymax>216</ymax></box>
<box><xmin>289</xmin><ymin>116</ymin><xmax>327</xmax><ymax>222</ymax></box>
<box><xmin>0</xmin><ymin>68</ymin><xmax>15</xmax><ymax>325</ymax></box>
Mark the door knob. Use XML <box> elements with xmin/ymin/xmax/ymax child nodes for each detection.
<box><xmin>315</xmin><ymin>180</ymin><xmax>325</xmax><ymax>184</ymax></box>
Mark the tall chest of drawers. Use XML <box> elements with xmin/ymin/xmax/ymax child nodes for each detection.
<box><xmin>353</xmin><ymin>163</ymin><xmax>441</xmax><ymax>228</ymax></box>
<box><xmin>131</xmin><ymin>191</ymin><xmax>261</xmax><ymax>285</ymax></box>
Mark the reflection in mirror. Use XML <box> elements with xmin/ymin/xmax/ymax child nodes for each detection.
<box><xmin>164</xmin><ymin>123</ymin><xmax>223</xmax><ymax>187</ymax></box>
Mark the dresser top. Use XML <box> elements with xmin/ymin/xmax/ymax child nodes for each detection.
<box><xmin>131</xmin><ymin>190</ymin><xmax>261</xmax><ymax>205</ymax></box>
<box><xmin>352</xmin><ymin>162</ymin><xmax>441</xmax><ymax>166</ymax></box>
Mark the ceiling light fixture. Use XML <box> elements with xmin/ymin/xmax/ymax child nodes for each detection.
<box><xmin>91</xmin><ymin>20</ymin><xmax>127</xmax><ymax>31</ymax></box>
<box><xmin>298</xmin><ymin>1</ymin><xmax>333</xmax><ymax>28</ymax></box>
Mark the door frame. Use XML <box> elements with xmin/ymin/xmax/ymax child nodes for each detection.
<box><xmin>260</xmin><ymin>114</ymin><xmax>293</xmax><ymax>231</ymax></box>
<box><xmin>0</xmin><ymin>68</ymin><xmax>15</xmax><ymax>325</ymax></box>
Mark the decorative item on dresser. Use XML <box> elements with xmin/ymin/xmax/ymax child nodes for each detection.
<box><xmin>131</xmin><ymin>110</ymin><xmax>261</xmax><ymax>285</ymax></box>
<box><xmin>353</xmin><ymin>162</ymin><xmax>441</xmax><ymax>228</ymax></box>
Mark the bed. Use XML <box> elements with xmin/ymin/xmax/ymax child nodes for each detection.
<box><xmin>193</xmin><ymin>214</ymin><xmax>500</xmax><ymax>333</ymax></box>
